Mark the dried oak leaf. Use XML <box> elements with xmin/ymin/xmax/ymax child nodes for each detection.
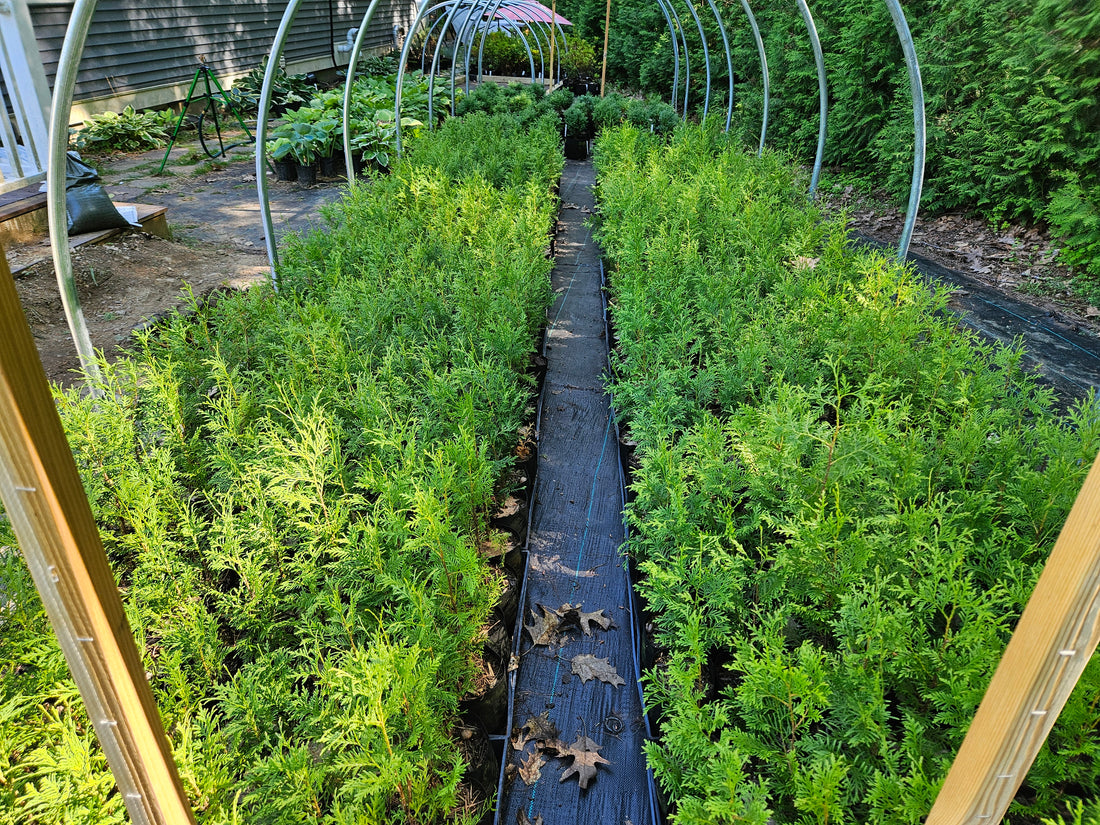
<box><xmin>571</xmin><ymin>654</ymin><xmax>626</xmax><ymax>687</ymax></box>
<box><xmin>524</xmin><ymin>604</ymin><xmax>559</xmax><ymax>647</ymax></box>
<box><xmin>558</xmin><ymin>735</ymin><xmax>611</xmax><ymax>790</ymax></box>
<box><xmin>555</xmin><ymin>603</ymin><xmax>613</xmax><ymax>636</ymax></box>
<box><xmin>518</xmin><ymin>751</ymin><xmax>545</xmax><ymax>786</ymax></box>
<box><xmin>523</xmin><ymin>710</ymin><xmax>562</xmax><ymax>744</ymax></box>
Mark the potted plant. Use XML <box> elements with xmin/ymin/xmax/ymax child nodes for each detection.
<box><xmin>265</xmin><ymin>136</ymin><xmax>297</xmax><ymax>181</ymax></box>
<box><xmin>315</xmin><ymin>117</ymin><xmax>343</xmax><ymax>177</ymax></box>
<box><xmin>285</xmin><ymin>122</ymin><xmax>324</xmax><ymax>185</ymax></box>
<box><xmin>560</xmin><ymin>37</ymin><xmax>598</xmax><ymax>96</ymax></box>
<box><xmin>562</xmin><ymin>97</ymin><xmax>592</xmax><ymax>160</ymax></box>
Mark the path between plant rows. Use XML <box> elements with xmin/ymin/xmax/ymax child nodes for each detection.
<box><xmin>496</xmin><ymin>159</ymin><xmax>658</xmax><ymax>825</ymax></box>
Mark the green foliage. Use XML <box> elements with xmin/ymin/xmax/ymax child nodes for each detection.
<box><xmin>266</xmin><ymin>73</ymin><xmax>444</xmax><ymax>169</ymax></box>
<box><xmin>595</xmin><ymin>123</ymin><xmax>1100</xmax><ymax>823</ymax></box>
<box><xmin>559</xmin><ymin>36</ymin><xmax>598</xmax><ymax>80</ymax></box>
<box><xmin>229</xmin><ymin>60</ymin><xmax>318</xmax><ymax>113</ymax></box>
<box><xmin>560</xmin><ymin>0</ymin><xmax>1100</xmax><ymax>287</ymax></box>
<box><xmin>473</xmin><ymin>31</ymin><xmax>534</xmax><ymax>77</ymax></box>
<box><xmin>0</xmin><ymin>114</ymin><xmax>561</xmax><ymax>823</ymax></box>
<box><xmin>72</xmin><ymin>106</ymin><xmax>175</xmax><ymax>154</ymax></box>
<box><xmin>455</xmin><ymin>82</ymin><xmax>556</xmax><ymax>131</ymax></box>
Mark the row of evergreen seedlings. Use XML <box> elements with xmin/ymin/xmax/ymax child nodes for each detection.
<box><xmin>593</xmin><ymin>123</ymin><xmax>1100</xmax><ymax>824</ymax></box>
<box><xmin>0</xmin><ymin>113</ymin><xmax>563</xmax><ymax>824</ymax></box>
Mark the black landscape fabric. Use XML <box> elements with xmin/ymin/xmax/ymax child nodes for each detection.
<box><xmin>496</xmin><ymin>160</ymin><xmax>658</xmax><ymax>825</ymax></box>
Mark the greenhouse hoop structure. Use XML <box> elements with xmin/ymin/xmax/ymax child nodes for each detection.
<box><xmin>29</xmin><ymin>0</ymin><xmax>1092</xmax><ymax>822</ymax></box>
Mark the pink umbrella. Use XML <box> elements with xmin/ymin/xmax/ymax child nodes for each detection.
<box><xmin>492</xmin><ymin>1</ymin><xmax>571</xmax><ymax>26</ymax></box>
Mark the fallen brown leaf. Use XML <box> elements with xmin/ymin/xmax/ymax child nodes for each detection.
<box><xmin>558</xmin><ymin>735</ymin><xmax>611</xmax><ymax>789</ymax></box>
<box><xmin>571</xmin><ymin>654</ymin><xmax>626</xmax><ymax>686</ymax></box>
<box><xmin>519</xmin><ymin>751</ymin><xmax>545</xmax><ymax>786</ymax></box>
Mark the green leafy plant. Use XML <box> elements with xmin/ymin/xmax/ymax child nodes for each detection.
<box><xmin>560</xmin><ymin>35</ymin><xmax>598</xmax><ymax>81</ymax></box>
<box><xmin>0</xmin><ymin>111</ymin><xmax>562</xmax><ymax>824</ymax></box>
<box><xmin>595</xmin><ymin>122</ymin><xmax>1100</xmax><ymax>823</ymax></box>
<box><xmin>72</xmin><ymin>106</ymin><xmax>174</xmax><ymax>154</ymax></box>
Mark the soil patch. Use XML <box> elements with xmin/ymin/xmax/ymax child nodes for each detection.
<box><xmin>826</xmin><ymin>185</ymin><xmax>1100</xmax><ymax>339</ymax></box>
<box><xmin>4</xmin><ymin>139</ymin><xmax>346</xmax><ymax>387</ymax></box>
<box><xmin>11</xmin><ymin>233</ymin><xmax>268</xmax><ymax>385</ymax></box>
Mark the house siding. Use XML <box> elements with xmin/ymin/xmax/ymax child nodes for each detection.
<box><xmin>30</xmin><ymin>1</ymin><xmax>416</xmax><ymax>114</ymax></box>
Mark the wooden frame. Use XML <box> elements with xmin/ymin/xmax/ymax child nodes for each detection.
<box><xmin>928</xmin><ymin>454</ymin><xmax>1100</xmax><ymax>823</ymax></box>
<box><xmin>0</xmin><ymin>251</ymin><xmax>195</xmax><ymax>825</ymax></box>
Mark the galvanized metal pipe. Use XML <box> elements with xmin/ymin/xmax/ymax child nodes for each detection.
<box><xmin>394</xmin><ymin>0</ymin><xmax>441</xmax><ymax>153</ymax></box>
<box><xmin>341</xmin><ymin>0</ymin><xmax>387</xmax><ymax>177</ymax></box>
<box><xmin>460</xmin><ymin>0</ymin><xmax>498</xmax><ymax>95</ymax></box>
<box><xmin>46</xmin><ymin>0</ymin><xmax>103</xmax><ymax>386</ymax></box>
<box><xmin>650</xmin><ymin>0</ymin><xmax>682</xmax><ymax>113</ymax></box>
<box><xmin>471</xmin><ymin>0</ymin><xmax>538</xmax><ymax>89</ymax></box>
<box><xmin>427</xmin><ymin>0</ymin><xmax>545</xmax><ymax>122</ymax></box>
<box><xmin>699</xmin><ymin>0</ymin><xmax>734</xmax><ymax>131</ymax></box>
<box><xmin>452</xmin><ymin>0</ymin><xmax>564</xmax><ymax>112</ymax></box>
<box><xmin>427</xmin><ymin>1</ymin><xmax>474</xmax><ymax>125</ymax></box>
<box><xmin>664</xmin><ymin>0</ymin><xmax>691</xmax><ymax>114</ymax></box>
<box><xmin>420</xmin><ymin>7</ymin><xmax>455</xmax><ymax>74</ymax></box>
<box><xmin>256</xmin><ymin>0</ymin><xmax>306</xmax><ymax>281</ymax></box>
<box><xmin>429</xmin><ymin>3</ymin><xmax>539</xmax><ymax>124</ymax></box>
<box><xmin>462</xmin><ymin>0</ymin><xmax>572</xmax><ymax>96</ymax></box>
<box><xmin>795</xmin><ymin>0</ymin><xmax>827</xmax><ymax>197</ymax></box>
<box><xmin>677</xmin><ymin>0</ymin><xmax>710</xmax><ymax>118</ymax></box>
<box><xmin>884</xmin><ymin>0</ymin><xmax>925</xmax><ymax>261</ymax></box>
<box><xmin>738</xmin><ymin>0</ymin><xmax>769</xmax><ymax>154</ymax></box>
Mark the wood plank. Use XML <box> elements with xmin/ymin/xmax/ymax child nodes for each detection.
<box><xmin>927</xmin><ymin>451</ymin><xmax>1100</xmax><ymax>824</ymax></box>
<box><xmin>0</xmin><ymin>250</ymin><xmax>195</xmax><ymax>824</ymax></box>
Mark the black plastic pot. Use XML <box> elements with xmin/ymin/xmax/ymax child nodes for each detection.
<box><xmin>273</xmin><ymin>159</ymin><xmax>297</xmax><ymax>181</ymax></box>
<box><xmin>319</xmin><ymin>154</ymin><xmax>338</xmax><ymax>178</ymax></box>
<box><xmin>296</xmin><ymin>162</ymin><xmax>317</xmax><ymax>186</ymax></box>
<box><xmin>564</xmin><ymin>137</ymin><xmax>589</xmax><ymax>160</ymax></box>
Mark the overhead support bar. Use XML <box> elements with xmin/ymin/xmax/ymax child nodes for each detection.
<box><xmin>46</xmin><ymin>0</ymin><xmax>102</xmax><ymax>386</ymax></box>
<box><xmin>795</xmin><ymin>0</ymin><xmax>827</xmax><ymax>197</ymax></box>
<box><xmin>884</xmin><ymin>0</ymin><xmax>926</xmax><ymax>261</ymax></box>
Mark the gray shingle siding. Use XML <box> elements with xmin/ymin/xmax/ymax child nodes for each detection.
<box><xmin>30</xmin><ymin>1</ymin><xmax>415</xmax><ymax>106</ymax></box>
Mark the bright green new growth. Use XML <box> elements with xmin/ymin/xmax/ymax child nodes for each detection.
<box><xmin>0</xmin><ymin>113</ymin><xmax>561</xmax><ymax>823</ymax></box>
<box><xmin>595</xmin><ymin>122</ymin><xmax>1100</xmax><ymax>824</ymax></box>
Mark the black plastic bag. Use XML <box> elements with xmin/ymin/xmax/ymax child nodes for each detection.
<box><xmin>65</xmin><ymin>151</ymin><xmax>100</xmax><ymax>189</ymax></box>
<box><xmin>66</xmin><ymin>183</ymin><xmax>130</xmax><ymax>235</ymax></box>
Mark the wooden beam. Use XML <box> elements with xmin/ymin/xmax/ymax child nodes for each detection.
<box><xmin>599</xmin><ymin>0</ymin><xmax>611</xmax><ymax>96</ymax></box>
<box><xmin>0</xmin><ymin>253</ymin><xmax>195</xmax><ymax>824</ymax></box>
<box><xmin>927</xmin><ymin>451</ymin><xmax>1100</xmax><ymax>824</ymax></box>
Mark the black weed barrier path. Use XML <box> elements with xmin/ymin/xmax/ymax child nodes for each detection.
<box><xmin>495</xmin><ymin>160</ymin><xmax>659</xmax><ymax>825</ymax></box>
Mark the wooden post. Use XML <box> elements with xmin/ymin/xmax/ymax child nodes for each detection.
<box><xmin>549</xmin><ymin>0</ymin><xmax>557</xmax><ymax>87</ymax></box>
<box><xmin>599</xmin><ymin>0</ymin><xmax>611</xmax><ymax>96</ymax></box>
<box><xmin>927</xmin><ymin>452</ymin><xmax>1100</xmax><ymax>824</ymax></box>
<box><xmin>0</xmin><ymin>254</ymin><xmax>196</xmax><ymax>825</ymax></box>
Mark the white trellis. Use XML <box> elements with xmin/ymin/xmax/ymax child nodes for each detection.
<box><xmin>0</xmin><ymin>0</ymin><xmax>51</xmax><ymax>195</ymax></box>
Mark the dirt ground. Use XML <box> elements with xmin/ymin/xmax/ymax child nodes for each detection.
<box><xmin>7</xmin><ymin>137</ymin><xmax>345</xmax><ymax>385</ymax></box>
<box><xmin>826</xmin><ymin>183</ymin><xmax>1099</xmax><ymax>337</ymax></box>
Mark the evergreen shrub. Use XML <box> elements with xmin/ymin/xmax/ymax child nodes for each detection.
<box><xmin>595</xmin><ymin>122</ymin><xmax>1100</xmax><ymax>824</ymax></box>
<box><xmin>0</xmin><ymin>114</ymin><xmax>562</xmax><ymax>824</ymax></box>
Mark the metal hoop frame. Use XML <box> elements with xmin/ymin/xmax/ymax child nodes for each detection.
<box><xmin>48</xmin><ymin>0</ymin><xmax>927</xmax><ymax>373</ymax></box>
